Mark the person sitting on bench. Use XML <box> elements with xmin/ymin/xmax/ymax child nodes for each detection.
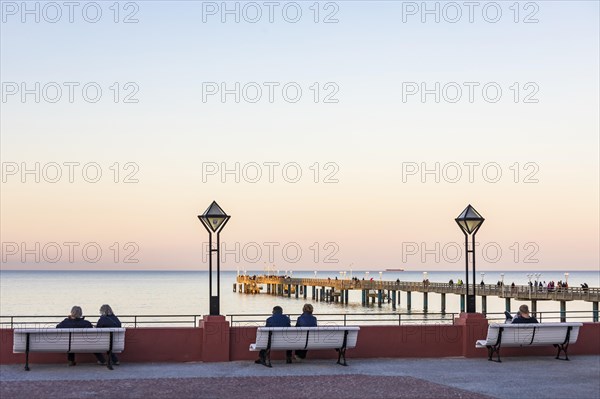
<box><xmin>95</xmin><ymin>304</ymin><xmax>122</xmax><ymax>365</ymax></box>
<box><xmin>294</xmin><ymin>304</ymin><xmax>317</xmax><ymax>360</ymax></box>
<box><xmin>56</xmin><ymin>306</ymin><xmax>104</xmax><ymax>366</ymax></box>
<box><xmin>255</xmin><ymin>306</ymin><xmax>292</xmax><ymax>365</ymax></box>
<box><xmin>510</xmin><ymin>304</ymin><xmax>539</xmax><ymax>324</ymax></box>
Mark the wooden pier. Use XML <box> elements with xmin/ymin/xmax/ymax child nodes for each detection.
<box><xmin>235</xmin><ymin>275</ymin><xmax>600</xmax><ymax>321</ymax></box>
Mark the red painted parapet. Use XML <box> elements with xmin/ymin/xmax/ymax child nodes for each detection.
<box><xmin>1</xmin><ymin>317</ymin><xmax>599</xmax><ymax>365</ymax></box>
<box><xmin>0</xmin><ymin>328</ymin><xmax>203</xmax><ymax>365</ymax></box>
<box><xmin>199</xmin><ymin>315</ymin><xmax>230</xmax><ymax>362</ymax></box>
<box><xmin>454</xmin><ymin>312</ymin><xmax>489</xmax><ymax>358</ymax></box>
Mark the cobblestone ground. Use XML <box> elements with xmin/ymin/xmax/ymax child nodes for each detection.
<box><xmin>1</xmin><ymin>375</ymin><xmax>492</xmax><ymax>399</ymax></box>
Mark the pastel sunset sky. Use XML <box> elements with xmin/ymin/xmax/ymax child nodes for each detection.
<box><xmin>1</xmin><ymin>1</ymin><xmax>598</xmax><ymax>271</ymax></box>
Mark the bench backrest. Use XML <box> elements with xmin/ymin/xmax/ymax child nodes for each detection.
<box><xmin>484</xmin><ymin>323</ymin><xmax>582</xmax><ymax>347</ymax></box>
<box><xmin>254</xmin><ymin>327</ymin><xmax>360</xmax><ymax>350</ymax></box>
<box><xmin>13</xmin><ymin>328</ymin><xmax>126</xmax><ymax>353</ymax></box>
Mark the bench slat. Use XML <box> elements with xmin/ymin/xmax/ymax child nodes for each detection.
<box><xmin>477</xmin><ymin>323</ymin><xmax>582</xmax><ymax>348</ymax></box>
<box><xmin>13</xmin><ymin>328</ymin><xmax>126</xmax><ymax>353</ymax></box>
<box><xmin>250</xmin><ymin>327</ymin><xmax>359</xmax><ymax>351</ymax></box>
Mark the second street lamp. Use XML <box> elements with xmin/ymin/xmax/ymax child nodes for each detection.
<box><xmin>198</xmin><ymin>201</ymin><xmax>231</xmax><ymax>316</ymax></box>
<box><xmin>455</xmin><ymin>204</ymin><xmax>485</xmax><ymax>313</ymax></box>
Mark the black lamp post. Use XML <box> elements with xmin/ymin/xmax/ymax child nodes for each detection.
<box><xmin>455</xmin><ymin>204</ymin><xmax>484</xmax><ymax>313</ymax></box>
<box><xmin>198</xmin><ymin>201</ymin><xmax>230</xmax><ymax>316</ymax></box>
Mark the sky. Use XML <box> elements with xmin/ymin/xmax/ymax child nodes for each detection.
<box><xmin>0</xmin><ymin>1</ymin><xmax>599</xmax><ymax>272</ymax></box>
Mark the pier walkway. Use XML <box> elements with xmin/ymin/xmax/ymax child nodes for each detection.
<box><xmin>236</xmin><ymin>275</ymin><xmax>600</xmax><ymax>319</ymax></box>
<box><xmin>2</xmin><ymin>356</ymin><xmax>598</xmax><ymax>399</ymax></box>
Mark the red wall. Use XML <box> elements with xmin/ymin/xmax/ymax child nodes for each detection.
<box><xmin>2</xmin><ymin>322</ymin><xmax>599</xmax><ymax>365</ymax></box>
<box><xmin>1</xmin><ymin>328</ymin><xmax>202</xmax><ymax>365</ymax></box>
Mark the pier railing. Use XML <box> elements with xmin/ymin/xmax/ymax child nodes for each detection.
<box><xmin>237</xmin><ymin>276</ymin><xmax>600</xmax><ymax>302</ymax></box>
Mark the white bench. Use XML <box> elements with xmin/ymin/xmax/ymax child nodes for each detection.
<box><xmin>249</xmin><ymin>326</ymin><xmax>360</xmax><ymax>367</ymax></box>
<box><xmin>13</xmin><ymin>328</ymin><xmax>126</xmax><ymax>370</ymax></box>
<box><xmin>476</xmin><ymin>323</ymin><xmax>582</xmax><ymax>362</ymax></box>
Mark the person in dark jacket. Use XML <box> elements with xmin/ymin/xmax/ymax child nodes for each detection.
<box><xmin>294</xmin><ymin>304</ymin><xmax>317</xmax><ymax>360</ymax></box>
<box><xmin>255</xmin><ymin>306</ymin><xmax>292</xmax><ymax>366</ymax></box>
<box><xmin>511</xmin><ymin>304</ymin><xmax>539</xmax><ymax>324</ymax></box>
<box><xmin>95</xmin><ymin>304</ymin><xmax>122</xmax><ymax>365</ymax></box>
<box><xmin>56</xmin><ymin>306</ymin><xmax>96</xmax><ymax>366</ymax></box>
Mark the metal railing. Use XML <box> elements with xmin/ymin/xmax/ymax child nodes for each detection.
<box><xmin>485</xmin><ymin>310</ymin><xmax>596</xmax><ymax>323</ymax></box>
<box><xmin>0</xmin><ymin>314</ymin><xmax>203</xmax><ymax>329</ymax></box>
<box><xmin>228</xmin><ymin>312</ymin><xmax>459</xmax><ymax>326</ymax></box>
<box><xmin>2</xmin><ymin>309</ymin><xmax>597</xmax><ymax>329</ymax></box>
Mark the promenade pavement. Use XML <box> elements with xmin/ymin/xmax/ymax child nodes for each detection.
<box><xmin>1</xmin><ymin>356</ymin><xmax>599</xmax><ymax>399</ymax></box>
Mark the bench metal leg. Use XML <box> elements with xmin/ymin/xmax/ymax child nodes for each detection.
<box><xmin>107</xmin><ymin>332</ymin><xmax>114</xmax><ymax>370</ymax></box>
<box><xmin>487</xmin><ymin>327</ymin><xmax>503</xmax><ymax>363</ymax></box>
<box><xmin>336</xmin><ymin>330</ymin><xmax>349</xmax><ymax>366</ymax></box>
<box><xmin>264</xmin><ymin>332</ymin><xmax>273</xmax><ymax>367</ymax></box>
<box><xmin>487</xmin><ymin>345</ymin><xmax>501</xmax><ymax>363</ymax></box>
<box><xmin>336</xmin><ymin>348</ymin><xmax>348</xmax><ymax>366</ymax></box>
<box><xmin>106</xmin><ymin>352</ymin><xmax>114</xmax><ymax>370</ymax></box>
<box><xmin>554</xmin><ymin>343</ymin><xmax>570</xmax><ymax>361</ymax></box>
<box><xmin>554</xmin><ymin>326</ymin><xmax>572</xmax><ymax>361</ymax></box>
<box><xmin>24</xmin><ymin>333</ymin><xmax>30</xmax><ymax>371</ymax></box>
<box><xmin>265</xmin><ymin>349</ymin><xmax>272</xmax><ymax>368</ymax></box>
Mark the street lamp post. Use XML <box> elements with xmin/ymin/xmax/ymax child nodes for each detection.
<box><xmin>379</xmin><ymin>271</ymin><xmax>383</xmax><ymax>281</ymax></box>
<box><xmin>198</xmin><ymin>201</ymin><xmax>231</xmax><ymax>316</ymax></box>
<box><xmin>481</xmin><ymin>272</ymin><xmax>485</xmax><ymax>284</ymax></box>
<box><xmin>314</xmin><ymin>270</ymin><xmax>317</xmax><ymax>278</ymax></box>
<box><xmin>455</xmin><ymin>204</ymin><xmax>485</xmax><ymax>313</ymax></box>
<box><xmin>564</xmin><ymin>272</ymin><xmax>569</xmax><ymax>287</ymax></box>
<box><xmin>500</xmin><ymin>273</ymin><xmax>505</xmax><ymax>295</ymax></box>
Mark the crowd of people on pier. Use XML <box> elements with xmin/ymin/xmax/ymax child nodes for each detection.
<box><xmin>56</xmin><ymin>304</ymin><xmax>122</xmax><ymax>367</ymax></box>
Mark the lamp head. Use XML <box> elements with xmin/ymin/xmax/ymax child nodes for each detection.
<box><xmin>198</xmin><ymin>201</ymin><xmax>230</xmax><ymax>233</ymax></box>
<box><xmin>455</xmin><ymin>204</ymin><xmax>484</xmax><ymax>235</ymax></box>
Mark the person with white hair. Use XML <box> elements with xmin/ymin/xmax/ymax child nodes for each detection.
<box><xmin>294</xmin><ymin>304</ymin><xmax>318</xmax><ymax>360</ymax></box>
<box><xmin>95</xmin><ymin>304</ymin><xmax>122</xmax><ymax>365</ymax></box>
<box><xmin>56</xmin><ymin>306</ymin><xmax>94</xmax><ymax>366</ymax></box>
<box><xmin>511</xmin><ymin>304</ymin><xmax>539</xmax><ymax>324</ymax></box>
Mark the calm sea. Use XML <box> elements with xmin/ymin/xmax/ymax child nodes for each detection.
<box><xmin>1</xmin><ymin>270</ymin><xmax>598</xmax><ymax>324</ymax></box>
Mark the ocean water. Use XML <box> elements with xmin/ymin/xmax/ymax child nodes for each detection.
<box><xmin>1</xmin><ymin>270</ymin><xmax>598</xmax><ymax>325</ymax></box>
